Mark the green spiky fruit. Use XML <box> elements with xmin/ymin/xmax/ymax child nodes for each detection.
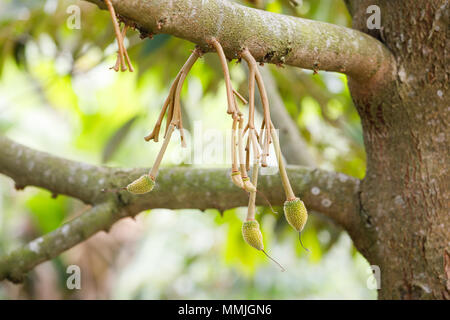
<box><xmin>283</xmin><ymin>197</ymin><xmax>308</xmax><ymax>232</ymax></box>
<box><xmin>126</xmin><ymin>175</ymin><xmax>155</xmax><ymax>194</ymax></box>
<box><xmin>242</xmin><ymin>220</ymin><xmax>264</xmax><ymax>251</ymax></box>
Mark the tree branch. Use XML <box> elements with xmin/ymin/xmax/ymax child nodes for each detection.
<box><xmin>85</xmin><ymin>0</ymin><xmax>395</xmax><ymax>81</ymax></box>
<box><xmin>0</xmin><ymin>135</ymin><xmax>361</xmax><ymax>282</ymax></box>
<box><xmin>0</xmin><ymin>201</ymin><xmax>119</xmax><ymax>283</ymax></box>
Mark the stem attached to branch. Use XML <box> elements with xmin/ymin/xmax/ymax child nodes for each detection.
<box><xmin>121</xmin><ymin>25</ymin><xmax>134</xmax><ymax>72</ymax></box>
<box><xmin>144</xmin><ymin>72</ymin><xmax>181</xmax><ymax>142</ymax></box>
<box><xmin>105</xmin><ymin>0</ymin><xmax>131</xmax><ymax>72</ymax></box>
<box><xmin>246</xmin><ymin>160</ymin><xmax>260</xmax><ymax>221</ymax></box>
<box><xmin>209</xmin><ymin>38</ymin><xmax>239</xmax><ymax>117</ymax></box>
<box><xmin>231</xmin><ymin>117</ymin><xmax>239</xmax><ymax>173</ymax></box>
<box><xmin>238</xmin><ymin>116</ymin><xmax>248</xmax><ymax>179</ymax></box>
<box><xmin>241</xmin><ymin>48</ymin><xmax>274</xmax><ymax>167</ymax></box>
<box><xmin>271</xmin><ymin>128</ymin><xmax>296</xmax><ymax>200</ymax></box>
<box><xmin>145</xmin><ymin>48</ymin><xmax>201</xmax><ymax>144</ymax></box>
<box><xmin>149</xmin><ymin>124</ymin><xmax>176</xmax><ymax>179</ymax></box>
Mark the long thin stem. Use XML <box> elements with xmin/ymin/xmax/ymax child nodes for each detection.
<box><xmin>146</xmin><ymin>49</ymin><xmax>200</xmax><ymax>144</ymax></box>
<box><xmin>145</xmin><ymin>72</ymin><xmax>182</xmax><ymax>142</ymax></box>
<box><xmin>250</xmin><ymin>129</ymin><xmax>261</xmax><ymax>160</ymax></box>
<box><xmin>233</xmin><ymin>89</ymin><xmax>248</xmax><ymax>105</ymax></box>
<box><xmin>241</xmin><ymin>48</ymin><xmax>274</xmax><ymax>167</ymax></box>
<box><xmin>149</xmin><ymin>124</ymin><xmax>176</xmax><ymax>179</ymax></box>
<box><xmin>271</xmin><ymin>128</ymin><xmax>296</xmax><ymax>200</ymax></box>
<box><xmin>121</xmin><ymin>25</ymin><xmax>134</xmax><ymax>72</ymax></box>
<box><xmin>254</xmin><ymin>68</ymin><xmax>272</xmax><ymax>163</ymax></box>
<box><xmin>238</xmin><ymin>116</ymin><xmax>248</xmax><ymax>179</ymax></box>
<box><xmin>209</xmin><ymin>38</ymin><xmax>237</xmax><ymax>117</ymax></box>
<box><xmin>171</xmin><ymin>49</ymin><xmax>201</xmax><ymax>145</ymax></box>
<box><xmin>105</xmin><ymin>0</ymin><xmax>126</xmax><ymax>72</ymax></box>
<box><xmin>231</xmin><ymin>117</ymin><xmax>239</xmax><ymax>172</ymax></box>
<box><xmin>247</xmin><ymin>65</ymin><xmax>256</xmax><ymax>130</ymax></box>
<box><xmin>246</xmin><ymin>160</ymin><xmax>259</xmax><ymax>221</ymax></box>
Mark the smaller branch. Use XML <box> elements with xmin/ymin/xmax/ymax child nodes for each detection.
<box><xmin>0</xmin><ymin>201</ymin><xmax>119</xmax><ymax>283</ymax></box>
<box><xmin>0</xmin><ymin>136</ymin><xmax>105</xmax><ymax>204</ymax></box>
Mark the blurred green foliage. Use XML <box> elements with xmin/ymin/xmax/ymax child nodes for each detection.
<box><xmin>0</xmin><ymin>0</ymin><xmax>374</xmax><ymax>299</ymax></box>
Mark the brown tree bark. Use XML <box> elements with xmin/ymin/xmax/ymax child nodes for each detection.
<box><xmin>346</xmin><ymin>0</ymin><xmax>449</xmax><ymax>299</ymax></box>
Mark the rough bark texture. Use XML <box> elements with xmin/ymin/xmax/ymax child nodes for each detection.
<box><xmin>347</xmin><ymin>0</ymin><xmax>449</xmax><ymax>299</ymax></box>
<box><xmin>87</xmin><ymin>0</ymin><xmax>394</xmax><ymax>81</ymax></box>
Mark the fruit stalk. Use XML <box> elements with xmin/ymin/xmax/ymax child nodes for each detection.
<box><xmin>271</xmin><ymin>127</ymin><xmax>296</xmax><ymax>200</ymax></box>
<box><xmin>149</xmin><ymin>123</ymin><xmax>176</xmax><ymax>179</ymax></box>
<box><xmin>104</xmin><ymin>0</ymin><xmax>127</xmax><ymax>72</ymax></box>
<box><xmin>246</xmin><ymin>160</ymin><xmax>260</xmax><ymax>221</ymax></box>
<box><xmin>209</xmin><ymin>38</ymin><xmax>238</xmax><ymax>117</ymax></box>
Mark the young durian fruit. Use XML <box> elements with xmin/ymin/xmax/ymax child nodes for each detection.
<box><xmin>126</xmin><ymin>175</ymin><xmax>155</xmax><ymax>194</ymax></box>
<box><xmin>283</xmin><ymin>197</ymin><xmax>308</xmax><ymax>233</ymax></box>
<box><xmin>271</xmin><ymin>128</ymin><xmax>310</xmax><ymax>252</ymax></box>
<box><xmin>231</xmin><ymin>170</ymin><xmax>245</xmax><ymax>188</ymax></box>
<box><xmin>242</xmin><ymin>220</ymin><xmax>285</xmax><ymax>271</ymax></box>
<box><xmin>242</xmin><ymin>220</ymin><xmax>264</xmax><ymax>250</ymax></box>
<box><xmin>284</xmin><ymin>197</ymin><xmax>310</xmax><ymax>252</ymax></box>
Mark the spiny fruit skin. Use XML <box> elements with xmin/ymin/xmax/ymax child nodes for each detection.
<box><xmin>242</xmin><ymin>220</ymin><xmax>264</xmax><ymax>251</ymax></box>
<box><xmin>283</xmin><ymin>197</ymin><xmax>308</xmax><ymax>232</ymax></box>
<box><xmin>231</xmin><ymin>171</ymin><xmax>244</xmax><ymax>189</ymax></box>
<box><xmin>126</xmin><ymin>175</ymin><xmax>155</xmax><ymax>194</ymax></box>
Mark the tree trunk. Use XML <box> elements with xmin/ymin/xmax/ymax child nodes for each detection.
<box><xmin>346</xmin><ymin>0</ymin><xmax>449</xmax><ymax>299</ymax></box>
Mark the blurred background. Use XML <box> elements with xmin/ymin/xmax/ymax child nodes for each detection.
<box><xmin>0</xmin><ymin>0</ymin><xmax>375</xmax><ymax>299</ymax></box>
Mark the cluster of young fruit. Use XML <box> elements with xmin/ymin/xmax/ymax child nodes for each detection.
<box><xmin>103</xmin><ymin>1</ymin><xmax>308</xmax><ymax>270</ymax></box>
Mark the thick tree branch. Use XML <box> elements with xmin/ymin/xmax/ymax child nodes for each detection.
<box><xmin>0</xmin><ymin>135</ymin><xmax>361</xmax><ymax>282</ymax></box>
<box><xmin>85</xmin><ymin>0</ymin><xmax>395</xmax><ymax>81</ymax></box>
<box><xmin>0</xmin><ymin>202</ymin><xmax>119</xmax><ymax>283</ymax></box>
